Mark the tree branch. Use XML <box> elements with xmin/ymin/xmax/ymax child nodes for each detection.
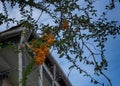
<box><xmin>81</xmin><ymin>38</ymin><xmax>112</xmax><ymax>86</ymax></box>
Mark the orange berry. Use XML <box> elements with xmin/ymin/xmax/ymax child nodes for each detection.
<box><xmin>37</xmin><ymin>50</ymin><xmax>45</xmax><ymax>56</ymax></box>
<box><xmin>62</xmin><ymin>20</ymin><xmax>69</xmax><ymax>29</ymax></box>
<box><xmin>49</xmin><ymin>34</ymin><xmax>54</xmax><ymax>39</ymax></box>
<box><xmin>48</xmin><ymin>38</ymin><xmax>54</xmax><ymax>45</ymax></box>
<box><xmin>43</xmin><ymin>47</ymin><xmax>49</xmax><ymax>55</ymax></box>
<box><xmin>33</xmin><ymin>48</ymin><xmax>41</xmax><ymax>53</ymax></box>
<box><xmin>34</xmin><ymin>55</ymin><xmax>46</xmax><ymax>65</ymax></box>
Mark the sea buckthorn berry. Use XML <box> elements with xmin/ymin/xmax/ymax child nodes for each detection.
<box><xmin>62</xmin><ymin>20</ymin><xmax>69</xmax><ymax>29</ymax></box>
<box><xmin>29</xmin><ymin>34</ymin><xmax>55</xmax><ymax>65</ymax></box>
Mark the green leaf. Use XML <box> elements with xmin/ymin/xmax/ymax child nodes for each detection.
<box><xmin>59</xmin><ymin>53</ymin><xmax>64</xmax><ymax>58</ymax></box>
<box><xmin>94</xmin><ymin>80</ymin><xmax>98</xmax><ymax>84</ymax></box>
<box><xmin>91</xmin><ymin>79</ymin><xmax>93</xmax><ymax>83</ymax></box>
<box><xmin>21</xmin><ymin>58</ymin><xmax>35</xmax><ymax>86</ymax></box>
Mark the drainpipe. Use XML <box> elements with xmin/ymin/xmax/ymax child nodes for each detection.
<box><xmin>18</xmin><ymin>27</ymin><xmax>26</xmax><ymax>86</ymax></box>
<box><xmin>38</xmin><ymin>65</ymin><xmax>43</xmax><ymax>86</ymax></box>
<box><xmin>52</xmin><ymin>65</ymin><xmax>56</xmax><ymax>86</ymax></box>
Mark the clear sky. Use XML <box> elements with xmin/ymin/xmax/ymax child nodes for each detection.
<box><xmin>0</xmin><ymin>0</ymin><xmax>120</xmax><ymax>86</ymax></box>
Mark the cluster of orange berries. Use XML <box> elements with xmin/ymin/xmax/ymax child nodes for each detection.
<box><xmin>62</xmin><ymin>20</ymin><xmax>69</xmax><ymax>29</ymax></box>
<box><xmin>29</xmin><ymin>34</ymin><xmax>54</xmax><ymax>65</ymax></box>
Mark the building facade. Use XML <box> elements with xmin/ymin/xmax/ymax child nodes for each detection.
<box><xmin>0</xmin><ymin>24</ymin><xmax>72</xmax><ymax>86</ymax></box>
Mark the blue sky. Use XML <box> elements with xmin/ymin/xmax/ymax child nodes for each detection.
<box><xmin>0</xmin><ymin>0</ymin><xmax>120</xmax><ymax>86</ymax></box>
<box><xmin>105</xmin><ymin>36</ymin><xmax>120</xmax><ymax>86</ymax></box>
<box><xmin>52</xmin><ymin>37</ymin><xmax>120</xmax><ymax>86</ymax></box>
<box><xmin>52</xmin><ymin>1</ymin><xmax>120</xmax><ymax>86</ymax></box>
<box><xmin>69</xmin><ymin>36</ymin><xmax>120</xmax><ymax>86</ymax></box>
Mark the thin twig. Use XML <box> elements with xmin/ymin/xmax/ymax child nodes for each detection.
<box><xmin>35</xmin><ymin>10</ymin><xmax>43</xmax><ymax>23</ymax></box>
<box><xmin>70</xmin><ymin>58</ymin><xmax>103</xmax><ymax>85</ymax></box>
<box><xmin>81</xmin><ymin>38</ymin><xmax>112</xmax><ymax>86</ymax></box>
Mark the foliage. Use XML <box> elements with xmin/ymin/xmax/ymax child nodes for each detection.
<box><xmin>0</xmin><ymin>0</ymin><xmax>120</xmax><ymax>86</ymax></box>
<box><xmin>21</xmin><ymin>58</ymin><xmax>35</xmax><ymax>86</ymax></box>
